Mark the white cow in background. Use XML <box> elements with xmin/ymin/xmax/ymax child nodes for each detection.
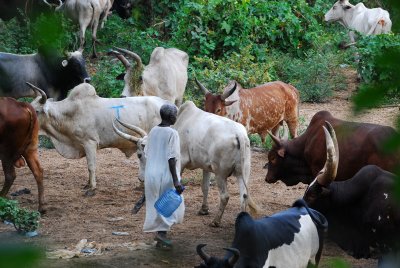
<box><xmin>325</xmin><ymin>0</ymin><xmax>391</xmax><ymax>38</ymax></box>
<box><xmin>113</xmin><ymin>101</ymin><xmax>259</xmax><ymax>227</ymax></box>
<box><xmin>108</xmin><ymin>47</ymin><xmax>189</xmax><ymax>106</ymax></box>
<box><xmin>27</xmin><ymin>82</ymin><xmax>171</xmax><ymax>196</ymax></box>
<box><xmin>55</xmin><ymin>0</ymin><xmax>113</xmax><ymax>58</ymax></box>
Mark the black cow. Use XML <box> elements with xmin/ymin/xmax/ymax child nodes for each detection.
<box><xmin>0</xmin><ymin>0</ymin><xmax>60</xmax><ymax>21</ymax></box>
<box><xmin>111</xmin><ymin>0</ymin><xmax>132</xmax><ymax>19</ymax></box>
<box><xmin>304</xmin><ymin>122</ymin><xmax>400</xmax><ymax>264</ymax></box>
<box><xmin>0</xmin><ymin>47</ymin><xmax>90</xmax><ymax>100</ymax></box>
<box><xmin>196</xmin><ymin>199</ymin><xmax>328</xmax><ymax>268</ymax></box>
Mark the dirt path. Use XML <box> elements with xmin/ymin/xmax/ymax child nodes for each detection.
<box><xmin>1</xmin><ymin>73</ymin><xmax>399</xmax><ymax>267</ymax></box>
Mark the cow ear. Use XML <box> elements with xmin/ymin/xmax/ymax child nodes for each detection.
<box><xmin>224</xmin><ymin>100</ymin><xmax>237</xmax><ymax>107</ymax></box>
<box><xmin>116</xmin><ymin>73</ymin><xmax>126</xmax><ymax>80</ymax></box>
<box><xmin>61</xmin><ymin>60</ymin><xmax>68</xmax><ymax>67</ymax></box>
<box><xmin>277</xmin><ymin>148</ymin><xmax>285</xmax><ymax>158</ymax></box>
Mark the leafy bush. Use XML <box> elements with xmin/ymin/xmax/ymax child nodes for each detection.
<box><xmin>354</xmin><ymin>34</ymin><xmax>400</xmax><ymax>108</ymax></box>
<box><xmin>272</xmin><ymin>49</ymin><xmax>347</xmax><ymax>102</ymax></box>
<box><xmin>0</xmin><ymin>198</ymin><xmax>40</xmax><ymax>233</ymax></box>
<box><xmin>168</xmin><ymin>0</ymin><xmax>331</xmax><ymax>59</ymax></box>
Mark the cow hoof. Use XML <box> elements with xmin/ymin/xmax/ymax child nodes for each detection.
<box><xmin>83</xmin><ymin>184</ymin><xmax>90</xmax><ymax>190</ymax></box>
<box><xmin>84</xmin><ymin>189</ymin><xmax>96</xmax><ymax>197</ymax></box>
<box><xmin>198</xmin><ymin>208</ymin><xmax>209</xmax><ymax>215</ymax></box>
<box><xmin>209</xmin><ymin>221</ymin><xmax>220</xmax><ymax>228</ymax></box>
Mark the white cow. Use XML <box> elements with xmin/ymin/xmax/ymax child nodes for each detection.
<box><xmin>108</xmin><ymin>47</ymin><xmax>189</xmax><ymax>106</ymax></box>
<box><xmin>113</xmin><ymin>101</ymin><xmax>259</xmax><ymax>227</ymax></box>
<box><xmin>56</xmin><ymin>0</ymin><xmax>113</xmax><ymax>58</ymax></box>
<box><xmin>325</xmin><ymin>0</ymin><xmax>391</xmax><ymax>37</ymax></box>
<box><xmin>27</xmin><ymin>82</ymin><xmax>171</xmax><ymax>196</ymax></box>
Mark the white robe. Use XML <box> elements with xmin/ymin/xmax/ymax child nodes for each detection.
<box><xmin>143</xmin><ymin>126</ymin><xmax>185</xmax><ymax>232</ymax></box>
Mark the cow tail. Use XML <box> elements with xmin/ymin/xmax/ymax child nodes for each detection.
<box><xmin>237</xmin><ymin>134</ymin><xmax>260</xmax><ymax>215</ymax></box>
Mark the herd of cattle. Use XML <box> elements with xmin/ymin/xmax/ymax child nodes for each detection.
<box><xmin>0</xmin><ymin>0</ymin><xmax>399</xmax><ymax>267</ymax></box>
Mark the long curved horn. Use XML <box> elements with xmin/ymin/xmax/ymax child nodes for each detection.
<box><xmin>195</xmin><ymin>78</ymin><xmax>210</xmax><ymax>95</ymax></box>
<box><xmin>113</xmin><ymin>47</ymin><xmax>142</xmax><ymax>69</ymax></box>
<box><xmin>221</xmin><ymin>82</ymin><xmax>236</xmax><ymax>101</ymax></box>
<box><xmin>224</xmin><ymin>247</ymin><xmax>240</xmax><ymax>267</ymax></box>
<box><xmin>115</xmin><ymin>118</ymin><xmax>147</xmax><ymax>138</ymax></box>
<box><xmin>26</xmin><ymin>82</ymin><xmax>47</xmax><ymax>104</ymax></box>
<box><xmin>316</xmin><ymin>124</ymin><xmax>339</xmax><ymax>186</ymax></box>
<box><xmin>112</xmin><ymin>119</ymin><xmax>140</xmax><ymax>143</ymax></box>
<box><xmin>196</xmin><ymin>244</ymin><xmax>211</xmax><ymax>263</ymax></box>
<box><xmin>267</xmin><ymin>130</ymin><xmax>282</xmax><ymax>147</ymax></box>
<box><xmin>108</xmin><ymin>50</ymin><xmax>131</xmax><ymax>69</ymax></box>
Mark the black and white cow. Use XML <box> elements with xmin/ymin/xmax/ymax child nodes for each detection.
<box><xmin>304</xmin><ymin>121</ymin><xmax>400</xmax><ymax>264</ymax></box>
<box><xmin>0</xmin><ymin>47</ymin><xmax>90</xmax><ymax>100</ymax></box>
<box><xmin>196</xmin><ymin>199</ymin><xmax>328</xmax><ymax>268</ymax></box>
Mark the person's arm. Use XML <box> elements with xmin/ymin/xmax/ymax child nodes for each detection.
<box><xmin>168</xmin><ymin>158</ymin><xmax>184</xmax><ymax>194</ymax></box>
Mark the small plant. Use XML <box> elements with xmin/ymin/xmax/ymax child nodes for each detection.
<box><xmin>38</xmin><ymin>135</ymin><xmax>54</xmax><ymax>149</ymax></box>
<box><xmin>0</xmin><ymin>197</ymin><xmax>40</xmax><ymax>233</ymax></box>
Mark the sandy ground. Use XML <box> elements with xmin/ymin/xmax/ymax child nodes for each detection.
<box><xmin>1</xmin><ymin>70</ymin><xmax>399</xmax><ymax>267</ymax></box>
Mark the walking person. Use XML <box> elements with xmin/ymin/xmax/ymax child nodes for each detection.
<box><xmin>143</xmin><ymin>104</ymin><xmax>185</xmax><ymax>248</ymax></box>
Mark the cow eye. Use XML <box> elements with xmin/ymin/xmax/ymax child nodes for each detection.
<box><xmin>216</xmin><ymin>108</ymin><xmax>221</xmax><ymax>113</ymax></box>
<box><xmin>62</xmin><ymin>60</ymin><xmax>68</xmax><ymax>67</ymax></box>
<box><xmin>333</xmin><ymin>6</ymin><xmax>336</xmax><ymax>10</ymax></box>
<box><xmin>137</xmin><ymin>153</ymin><xmax>142</xmax><ymax>159</ymax></box>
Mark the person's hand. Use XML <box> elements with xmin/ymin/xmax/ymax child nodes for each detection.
<box><xmin>174</xmin><ymin>182</ymin><xmax>185</xmax><ymax>195</ymax></box>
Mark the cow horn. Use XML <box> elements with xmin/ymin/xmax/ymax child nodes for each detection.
<box><xmin>113</xmin><ymin>47</ymin><xmax>142</xmax><ymax>70</ymax></box>
<box><xmin>316</xmin><ymin>123</ymin><xmax>339</xmax><ymax>186</ymax></box>
<box><xmin>268</xmin><ymin>130</ymin><xmax>282</xmax><ymax>147</ymax></box>
<box><xmin>221</xmin><ymin>82</ymin><xmax>237</xmax><ymax>101</ymax></box>
<box><xmin>195</xmin><ymin>78</ymin><xmax>210</xmax><ymax>95</ymax></box>
<box><xmin>115</xmin><ymin>118</ymin><xmax>147</xmax><ymax>138</ymax></box>
<box><xmin>224</xmin><ymin>247</ymin><xmax>240</xmax><ymax>267</ymax></box>
<box><xmin>26</xmin><ymin>82</ymin><xmax>47</xmax><ymax>104</ymax></box>
<box><xmin>112</xmin><ymin>119</ymin><xmax>140</xmax><ymax>143</ymax></box>
<box><xmin>196</xmin><ymin>244</ymin><xmax>211</xmax><ymax>263</ymax></box>
<box><xmin>108</xmin><ymin>50</ymin><xmax>131</xmax><ymax>70</ymax></box>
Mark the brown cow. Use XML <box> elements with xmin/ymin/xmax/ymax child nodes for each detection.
<box><xmin>0</xmin><ymin>97</ymin><xmax>44</xmax><ymax>213</ymax></box>
<box><xmin>196</xmin><ymin>79</ymin><xmax>300</xmax><ymax>142</ymax></box>
<box><xmin>265</xmin><ymin>110</ymin><xmax>400</xmax><ymax>186</ymax></box>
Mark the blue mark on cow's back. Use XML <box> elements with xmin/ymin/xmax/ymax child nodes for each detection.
<box><xmin>109</xmin><ymin>105</ymin><xmax>125</xmax><ymax>119</ymax></box>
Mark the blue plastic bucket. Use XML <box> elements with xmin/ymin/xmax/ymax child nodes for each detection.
<box><xmin>155</xmin><ymin>189</ymin><xmax>182</xmax><ymax>217</ymax></box>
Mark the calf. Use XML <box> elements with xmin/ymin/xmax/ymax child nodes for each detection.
<box><xmin>195</xmin><ymin>199</ymin><xmax>327</xmax><ymax>268</ymax></box>
<box><xmin>0</xmin><ymin>97</ymin><xmax>44</xmax><ymax>212</ymax></box>
<box><xmin>196</xmin><ymin>79</ymin><xmax>299</xmax><ymax>142</ymax></box>
<box><xmin>304</xmin><ymin>122</ymin><xmax>400</xmax><ymax>262</ymax></box>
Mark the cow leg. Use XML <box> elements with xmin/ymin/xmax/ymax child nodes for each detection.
<box><xmin>286</xmin><ymin>119</ymin><xmax>298</xmax><ymax>139</ymax></box>
<box><xmin>90</xmin><ymin>17</ymin><xmax>99</xmax><ymax>58</ymax></box>
<box><xmin>83</xmin><ymin>144</ymin><xmax>97</xmax><ymax>196</ymax></box>
<box><xmin>198</xmin><ymin>171</ymin><xmax>211</xmax><ymax>215</ymax></box>
<box><xmin>211</xmin><ymin>175</ymin><xmax>229</xmax><ymax>227</ymax></box>
<box><xmin>0</xmin><ymin>161</ymin><xmax>16</xmax><ymax>197</ymax></box>
<box><xmin>24</xmin><ymin>151</ymin><xmax>45</xmax><ymax>213</ymax></box>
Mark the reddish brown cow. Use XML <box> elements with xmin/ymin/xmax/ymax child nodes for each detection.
<box><xmin>265</xmin><ymin>110</ymin><xmax>400</xmax><ymax>186</ymax></box>
<box><xmin>196</xmin><ymin>79</ymin><xmax>299</xmax><ymax>142</ymax></box>
<box><xmin>0</xmin><ymin>97</ymin><xmax>44</xmax><ymax>212</ymax></box>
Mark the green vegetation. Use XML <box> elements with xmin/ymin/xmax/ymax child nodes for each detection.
<box><xmin>0</xmin><ymin>197</ymin><xmax>40</xmax><ymax>233</ymax></box>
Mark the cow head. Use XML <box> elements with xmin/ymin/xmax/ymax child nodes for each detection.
<box><xmin>113</xmin><ymin>0</ymin><xmax>133</xmax><ymax>19</ymax></box>
<box><xmin>303</xmin><ymin>121</ymin><xmax>339</xmax><ymax>207</ymax></box>
<box><xmin>325</xmin><ymin>0</ymin><xmax>353</xmax><ymax>22</ymax></box>
<box><xmin>112</xmin><ymin>118</ymin><xmax>147</xmax><ymax>182</ymax></box>
<box><xmin>26</xmin><ymin>82</ymin><xmax>48</xmax><ymax>115</ymax></box>
<box><xmin>109</xmin><ymin>47</ymin><xmax>143</xmax><ymax>98</ymax></box>
<box><xmin>195</xmin><ymin>78</ymin><xmax>237</xmax><ymax>116</ymax></box>
<box><xmin>195</xmin><ymin>244</ymin><xmax>240</xmax><ymax>268</ymax></box>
